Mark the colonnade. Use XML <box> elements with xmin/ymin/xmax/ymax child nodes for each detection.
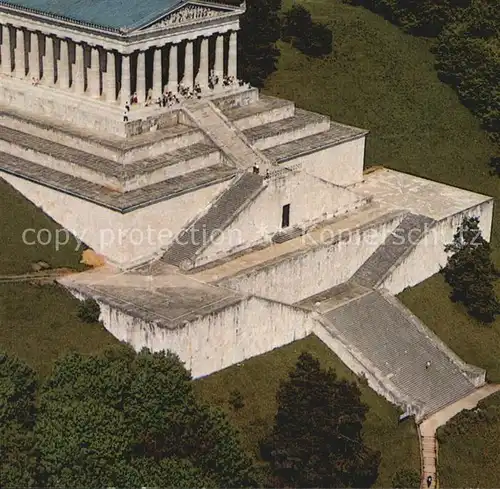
<box><xmin>0</xmin><ymin>24</ymin><xmax>238</xmax><ymax>105</ymax></box>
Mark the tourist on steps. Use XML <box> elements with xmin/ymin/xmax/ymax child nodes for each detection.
<box><xmin>427</xmin><ymin>475</ymin><xmax>433</xmax><ymax>487</ymax></box>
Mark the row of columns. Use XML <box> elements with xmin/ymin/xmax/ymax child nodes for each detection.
<box><xmin>0</xmin><ymin>24</ymin><xmax>238</xmax><ymax>104</ymax></box>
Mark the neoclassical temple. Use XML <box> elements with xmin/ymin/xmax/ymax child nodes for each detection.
<box><xmin>0</xmin><ymin>0</ymin><xmax>245</xmax><ymax>131</ymax></box>
<box><xmin>0</xmin><ymin>0</ymin><xmax>495</xmax><ymax>448</ymax></box>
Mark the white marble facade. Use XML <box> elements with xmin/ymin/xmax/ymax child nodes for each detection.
<box><xmin>0</xmin><ymin>3</ymin><xmax>241</xmax><ymax>105</ymax></box>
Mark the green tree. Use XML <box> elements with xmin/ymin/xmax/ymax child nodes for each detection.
<box><xmin>77</xmin><ymin>298</ymin><xmax>101</xmax><ymax>323</ymax></box>
<box><xmin>442</xmin><ymin>216</ymin><xmax>499</xmax><ymax>323</ymax></box>
<box><xmin>238</xmin><ymin>0</ymin><xmax>282</xmax><ymax>87</ymax></box>
<box><xmin>0</xmin><ymin>353</ymin><xmax>38</xmax><ymax>488</ymax></box>
<box><xmin>490</xmin><ymin>156</ymin><xmax>500</xmax><ymax>177</ymax></box>
<box><xmin>261</xmin><ymin>352</ymin><xmax>380</xmax><ymax>488</ymax></box>
<box><xmin>282</xmin><ymin>4</ymin><xmax>313</xmax><ymax>42</ymax></box>
<box><xmin>392</xmin><ymin>468</ymin><xmax>421</xmax><ymax>488</ymax></box>
<box><xmin>35</xmin><ymin>347</ymin><xmax>257</xmax><ymax>488</ymax></box>
<box><xmin>282</xmin><ymin>5</ymin><xmax>333</xmax><ymax>58</ymax></box>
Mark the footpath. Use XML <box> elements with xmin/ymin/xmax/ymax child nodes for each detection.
<box><xmin>418</xmin><ymin>384</ymin><xmax>500</xmax><ymax>488</ymax></box>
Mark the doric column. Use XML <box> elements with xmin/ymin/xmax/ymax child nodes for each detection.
<box><xmin>28</xmin><ymin>31</ymin><xmax>40</xmax><ymax>80</ymax></box>
<box><xmin>73</xmin><ymin>42</ymin><xmax>85</xmax><ymax>94</ymax></box>
<box><xmin>43</xmin><ymin>35</ymin><xmax>55</xmax><ymax>85</ymax></box>
<box><xmin>14</xmin><ymin>27</ymin><xmax>26</xmax><ymax>78</ymax></box>
<box><xmin>105</xmin><ymin>50</ymin><xmax>116</xmax><ymax>102</ymax></box>
<box><xmin>152</xmin><ymin>47</ymin><xmax>162</xmax><ymax>97</ymax></box>
<box><xmin>167</xmin><ymin>43</ymin><xmax>177</xmax><ymax>92</ymax></box>
<box><xmin>58</xmin><ymin>39</ymin><xmax>70</xmax><ymax>89</ymax></box>
<box><xmin>89</xmin><ymin>46</ymin><xmax>100</xmax><ymax>97</ymax></box>
<box><xmin>1</xmin><ymin>25</ymin><xmax>12</xmax><ymax>75</ymax></box>
<box><xmin>120</xmin><ymin>54</ymin><xmax>130</xmax><ymax>105</ymax></box>
<box><xmin>228</xmin><ymin>31</ymin><xmax>237</xmax><ymax>79</ymax></box>
<box><xmin>196</xmin><ymin>36</ymin><xmax>209</xmax><ymax>88</ymax></box>
<box><xmin>136</xmin><ymin>51</ymin><xmax>146</xmax><ymax>102</ymax></box>
<box><xmin>182</xmin><ymin>40</ymin><xmax>193</xmax><ymax>88</ymax></box>
<box><xmin>214</xmin><ymin>33</ymin><xmax>224</xmax><ymax>78</ymax></box>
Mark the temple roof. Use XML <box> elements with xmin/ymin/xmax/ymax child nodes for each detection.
<box><xmin>0</xmin><ymin>0</ymin><xmax>241</xmax><ymax>31</ymax></box>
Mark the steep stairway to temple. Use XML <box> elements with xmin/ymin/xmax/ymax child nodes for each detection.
<box><xmin>185</xmin><ymin>101</ymin><xmax>273</xmax><ymax>172</ymax></box>
<box><xmin>319</xmin><ymin>290</ymin><xmax>481</xmax><ymax>420</ymax></box>
<box><xmin>161</xmin><ymin>171</ymin><xmax>265</xmax><ymax>269</ymax></box>
<box><xmin>350</xmin><ymin>213</ymin><xmax>437</xmax><ymax>288</ymax></box>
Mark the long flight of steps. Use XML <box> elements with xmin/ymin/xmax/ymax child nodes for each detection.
<box><xmin>161</xmin><ymin>171</ymin><xmax>264</xmax><ymax>269</ymax></box>
<box><xmin>350</xmin><ymin>213</ymin><xmax>436</xmax><ymax>288</ymax></box>
<box><xmin>185</xmin><ymin>100</ymin><xmax>273</xmax><ymax>172</ymax></box>
<box><xmin>319</xmin><ymin>290</ymin><xmax>479</xmax><ymax>419</ymax></box>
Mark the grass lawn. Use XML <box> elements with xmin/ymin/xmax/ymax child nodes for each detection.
<box><xmin>0</xmin><ymin>282</ymin><xmax>121</xmax><ymax>378</ymax></box>
<box><xmin>0</xmin><ymin>178</ymin><xmax>85</xmax><ymax>275</ymax></box>
<box><xmin>437</xmin><ymin>391</ymin><xmax>500</xmax><ymax>488</ymax></box>
<box><xmin>196</xmin><ymin>335</ymin><xmax>420</xmax><ymax>487</ymax></box>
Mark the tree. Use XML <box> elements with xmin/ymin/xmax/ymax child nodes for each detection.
<box><xmin>392</xmin><ymin>468</ymin><xmax>421</xmax><ymax>488</ymax></box>
<box><xmin>0</xmin><ymin>353</ymin><xmax>38</xmax><ymax>488</ymax></box>
<box><xmin>490</xmin><ymin>156</ymin><xmax>500</xmax><ymax>177</ymax></box>
<box><xmin>35</xmin><ymin>347</ymin><xmax>257</xmax><ymax>488</ymax></box>
<box><xmin>442</xmin><ymin>216</ymin><xmax>499</xmax><ymax>323</ymax></box>
<box><xmin>261</xmin><ymin>352</ymin><xmax>380</xmax><ymax>488</ymax></box>
<box><xmin>282</xmin><ymin>5</ymin><xmax>333</xmax><ymax>58</ymax></box>
<box><xmin>282</xmin><ymin>4</ymin><xmax>313</xmax><ymax>42</ymax></box>
<box><xmin>238</xmin><ymin>0</ymin><xmax>282</xmax><ymax>87</ymax></box>
<box><xmin>301</xmin><ymin>21</ymin><xmax>333</xmax><ymax>57</ymax></box>
<box><xmin>77</xmin><ymin>298</ymin><xmax>101</xmax><ymax>323</ymax></box>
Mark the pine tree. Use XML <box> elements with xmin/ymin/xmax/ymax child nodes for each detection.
<box><xmin>442</xmin><ymin>216</ymin><xmax>499</xmax><ymax>323</ymax></box>
<box><xmin>261</xmin><ymin>352</ymin><xmax>380</xmax><ymax>488</ymax></box>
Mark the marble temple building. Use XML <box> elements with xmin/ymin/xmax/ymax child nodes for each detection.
<box><xmin>0</xmin><ymin>0</ymin><xmax>495</xmax><ymax>423</ymax></box>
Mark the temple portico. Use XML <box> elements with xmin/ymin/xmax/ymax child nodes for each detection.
<box><xmin>0</xmin><ymin>0</ymin><xmax>245</xmax><ymax>120</ymax></box>
<box><xmin>0</xmin><ymin>25</ymin><xmax>238</xmax><ymax>102</ymax></box>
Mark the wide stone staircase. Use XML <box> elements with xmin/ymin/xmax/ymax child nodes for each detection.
<box><xmin>161</xmin><ymin>171</ymin><xmax>265</xmax><ymax>269</ymax></box>
<box><xmin>351</xmin><ymin>213</ymin><xmax>436</xmax><ymax>288</ymax></box>
<box><xmin>317</xmin><ymin>289</ymin><xmax>483</xmax><ymax>420</ymax></box>
<box><xmin>185</xmin><ymin>100</ymin><xmax>273</xmax><ymax>172</ymax></box>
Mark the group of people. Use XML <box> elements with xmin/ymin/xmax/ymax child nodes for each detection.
<box><xmin>121</xmin><ymin>74</ymin><xmax>247</xmax><ymax>121</ymax></box>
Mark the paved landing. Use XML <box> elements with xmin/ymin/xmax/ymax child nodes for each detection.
<box><xmin>320</xmin><ymin>290</ymin><xmax>481</xmax><ymax>418</ymax></box>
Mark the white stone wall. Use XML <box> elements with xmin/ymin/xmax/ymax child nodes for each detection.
<box><xmin>381</xmin><ymin>200</ymin><xmax>494</xmax><ymax>295</ymax></box>
<box><xmin>0</xmin><ymin>138</ymin><xmax>123</xmax><ymax>190</ymax></box>
<box><xmin>196</xmin><ymin>171</ymin><xmax>368</xmax><ymax>267</ymax></box>
<box><xmin>219</xmin><ymin>214</ymin><xmax>403</xmax><ymax>304</ymax></box>
<box><xmin>252</xmin><ymin>118</ymin><xmax>331</xmax><ymax>151</ymax></box>
<box><xmin>96</xmin><ymin>295</ymin><xmax>316</xmax><ymax>378</ymax></box>
<box><xmin>0</xmin><ymin>78</ymin><xmax>127</xmax><ymax>137</ymax></box>
<box><xmin>0</xmin><ymin>171</ymin><xmax>229</xmax><ymax>268</ymax></box>
<box><xmin>0</xmin><ymin>115</ymin><xmax>123</xmax><ymax>162</ymax></box>
<box><xmin>232</xmin><ymin>102</ymin><xmax>295</xmax><ymax>131</ymax></box>
<box><xmin>123</xmin><ymin>151</ymin><xmax>222</xmax><ymax>191</ymax></box>
<box><xmin>120</xmin><ymin>130</ymin><xmax>207</xmax><ymax>164</ymax></box>
<box><xmin>288</xmin><ymin>137</ymin><xmax>366</xmax><ymax>187</ymax></box>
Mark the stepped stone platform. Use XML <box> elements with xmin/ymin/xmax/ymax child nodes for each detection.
<box><xmin>0</xmin><ymin>88</ymin><xmax>367</xmax><ymax>208</ymax></box>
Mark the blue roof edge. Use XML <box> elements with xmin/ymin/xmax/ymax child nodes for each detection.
<box><xmin>0</xmin><ymin>0</ymin><xmax>121</xmax><ymax>32</ymax></box>
<box><xmin>0</xmin><ymin>0</ymin><xmax>242</xmax><ymax>33</ymax></box>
